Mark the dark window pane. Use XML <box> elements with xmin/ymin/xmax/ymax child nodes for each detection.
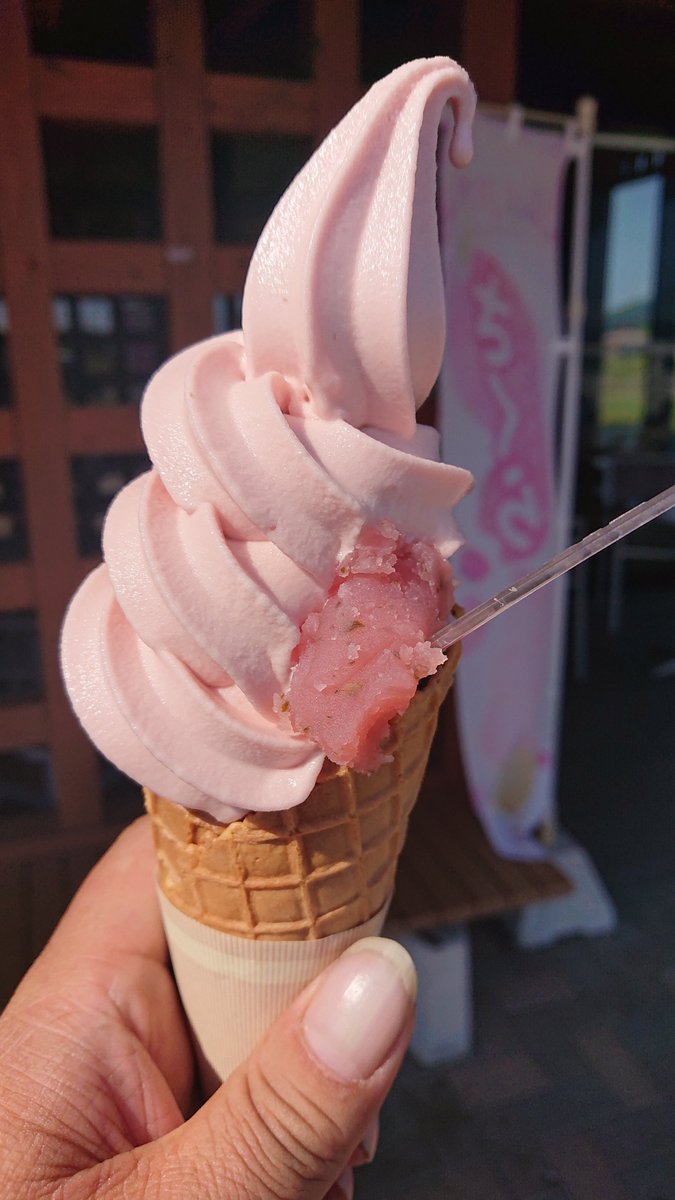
<box><xmin>71</xmin><ymin>453</ymin><xmax>150</xmax><ymax>556</ymax></box>
<box><xmin>29</xmin><ymin>0</ymin><xmax>152</xmax><ymax>65</ymax></box>
<box><xmin>0</xmin><ymin>461</ymin><xmax>29</xmax><ymax>562</ymax></box>
<box><xmin>123</xmin><ymin>338</ymin><xmax>160</xmax><ymax>376</ymax></box>
<box><xmin>603</xmin><ymin>172</ymin><xmax>664</xmax><ymax>338</ymax></box>
<box><xmin>361</xmin><ymin>0</ymin><xmax>464</xmax><ymax>84</ymax></box>
<box><xmin>0</xmin><ymin>611</ymin><xmax>42</xmax><ymax>703</ymax></box>
<box><xmin>0</xmin><ymin>299</ymin><xmax>13</xmax><ymax>409</ymax></box>
<box><xmin>205</xmin><ymin>0</ymin><xmax>312</xmax><ymax>79</ymax></box>
<box><xmin>81</xmin><ymin>343</ymin><xmax>118</xmax><ymax>379</ymax></box>
<box><xmin>214</xmin><ymin>293</ymin><xmax>244</xmax><ymax>333</ymax></box>
<box><xmin>519</xmin><ymin>0</ymin><xmax>675</xmax><ymax>135</ymax></box>
<box><xmin>52</xmin><ymin>296</ymin><xmax>72</xmax><ymax>335</ymax></box>
<box><xmin>120</xmin><ymin>296</ymin><xmax>160</xmax><ymax>335</ymax></box>
<box><xmin>77</xmin><ymin>297</ymin><xmax>116</xmax><ymax>336</ymax></box>
<box><xmin>0</xmin><ymin>747</ymin><xmax>55</xmax><ymax>815</ymax></box>
<box><xmin>594</xmin><ymin>169</ymin><xmax>665</xmax><ymax>452</ymax></box>
<box><xmin>80</xmin><ymin>377</ymin><xmax>124</xmax><ymax>407</ymax></box>
<box><xmin>42</xmin><ymin>123</ymin><xmax>161</xmax><ymax>240</ymax></box>
<box><xmin>100</xmin><ymin>756</ymin><xmax>144</xmax><ymax>824</ymax></box>
<box><xmin>212</xmin><ymin>133</ymin><xmax>312</xmax><ymax>243</ymax></box>
<box><xmin>56</xmin><ymin>294</ymin><xmax>167</xmax><ymax>407</ymax></box>
<box><xmin>124</xmin><ymin>380</ymin><xmax>147</xmax><ymax>405</ymax></box>
<box><xmin>582</xmin><ymin>149</ymin><xmax>675</xmax><ymax>454</ymax></box>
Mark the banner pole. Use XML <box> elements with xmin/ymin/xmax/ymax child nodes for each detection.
<box><xmin>539</xmin><ymin>96</ymin><xmax>597</xmax><ymax>844</ymax></box>
<box><xmin>557</xmin><ymin>96</ymin><xmax>598</xmax><ymax>547</ymax></box>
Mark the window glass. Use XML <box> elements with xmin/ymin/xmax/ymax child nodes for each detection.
<box><xmin>519</xmin><ymin>0</ymin><xmax>675</xmax><ymax>135</ymax></box>
<box><xmin>29</xmin><ymin>0</ymin><xmax>153</xmax><ymax>65</ymax></box>
<box><xmin>205</xmin><ymin>0</ymin><xmax>312</xmax><ymax>79</ymax></box>
<box><xmin>0</xmin><ymin>611</ymin><xmax>43</xmax><ymax>704</ymax></box>
<box><xmin>70</xmin><ymin>453</ymin><xmax>151</xmax><ymax>556</ymax></box>
<box><xmin>361</xmin><ymin>0</ymin><xmax>463</xmax><ymax>84</ymax></box>
<box><xmin>603</xmin><ymin>174</ymin><xmax>663</xmax><ymax>333</ymax></box>
<box><xmin>120</xmin><ymin>296</ymin><xmax>160</xmax><ymax>336</ymax></box>
<box><xmin>42</xmin><ymin>123</ymin><xmax>161</xmax><ymax>241</ymax></box>
<box><xmin>56</xmin><ymin>295</ymin><xmax>167</xmax><ymax>407</ymax></box>
<box><xmin>77</xmin><ymin>297</ymin><xmax>116</xmax><ymax>337</ymax></box>
<box><xmin>100</xmin><ymin>757</ymin><xmax>144</xmax><ymax>823</ymax></box>
<box><xmin>0</xmin><ymin>461</ymin><xmax>29</xmax><ymax>562</ymax></box>
<box><xmin>214</xmin><ymin>294</ymin><xmax>244</xmax><ymax>333</ymax></box>
<box><xmin>0</xmin><ymin>299</ymin><xmax>12</xmax><ymax>408</ymax></box>
<box><xmin>52</xmin><ymin>297</ymin><xmax>72</xmax><ymax>335</ymax></box>
<box><xmin>0</xmin><ymin>747</ymin><xmax>55</xmax><ymax>815</ymax></box>
<box><xmin>212</xmin><ymin>133</ymin><xmax>312</xmax><ymax>244</ymax></box>
<box><xmin>597</xmin><ymin>170</ymin><xmax>665</xmax><ymax>450</ymax></box>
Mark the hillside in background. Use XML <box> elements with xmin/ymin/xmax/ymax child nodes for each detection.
<box><xmin>605</xmin><ymin>299</ymin><xmax>650</xmax><ymax>330</ymax></box>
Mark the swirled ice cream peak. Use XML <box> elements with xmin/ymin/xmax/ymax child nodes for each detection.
<box><xmin>60</xmin><ymin>58</ymin><xmax>476</xmax><ymax>822</ymax></box>
<box><xmin>244</xmin><ymin>56</ymin><xmax>476</xmax><ymax>438</ymax></box>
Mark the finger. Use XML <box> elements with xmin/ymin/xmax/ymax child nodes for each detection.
<box><xmin>325</xmin><ymin>1166</ymin><xmax>354</xmax><ymax>1198</ymax></box>
<box><xmin>167</xmin><ymin>938</ymin><xmax>413</xmax><ymax>1197</ymax></box>
<box><xmin>8</xmin><ymin>817</ymin><xmax>194</xmax><ymax>1116</ymax></box>
<box><xmin>349</xmin><ymin>1116</ymin><xmax>379</xmax><ymax>1166</ymax></box>
<box><xmin>43</xmin><ymin>817</ymin><xmax>166</xmax><ymax>968</ymax></box>
<box><xmin>100</xmin><ymin>937</ymin><xmax>416</xmax><ymax>1199</ymax></box>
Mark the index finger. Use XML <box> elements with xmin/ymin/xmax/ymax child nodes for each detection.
<box><xmin>45</xmin><ymin>816</ymin><xmax>167</xmax><ymax>968</ymax></box>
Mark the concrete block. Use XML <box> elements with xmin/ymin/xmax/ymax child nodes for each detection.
<box><xmin>397</xmin><ymin>925</ymin><xmax>473</xmax><ymax>1065</ymax></box>
<box><xmin>508</xmin><ymin>833</ymin><xmax>618</xmax><ymax>949</ymax></box>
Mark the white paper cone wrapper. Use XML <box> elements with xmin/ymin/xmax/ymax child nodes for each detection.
<box><xmin>159</xmin><ymin>890</ymin><xmax>390</xmax><ymax>1093</ymax></box>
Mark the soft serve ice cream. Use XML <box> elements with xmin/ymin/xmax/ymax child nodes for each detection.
<box><xmin>61</xmin><ymin>58</ymin><xmax>476</xmax><ymax>824</ymax></box>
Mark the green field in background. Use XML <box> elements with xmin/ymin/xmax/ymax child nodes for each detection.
<box><xmin>597</xmin><ymin>351</ymin><xmax>646</xmax><ymax>428</ymax></box>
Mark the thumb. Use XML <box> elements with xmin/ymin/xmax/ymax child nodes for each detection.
<box><xmin>125</xmin><ymin>937</ymin><xmax>415</xmax><ymax>1199</ymax></box>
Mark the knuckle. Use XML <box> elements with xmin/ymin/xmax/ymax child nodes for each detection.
<box><xmin>63</xmin><ymin>1151</ymin><xmax>160</xmax><ymax>1200</ymax></box>
<box><xmin>154</xmin><ymin>1146</ymin><xmax>223</xmax><ymax>1200</ymax></box>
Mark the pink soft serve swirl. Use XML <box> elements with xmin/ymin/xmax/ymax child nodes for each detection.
<box><xmin>60</xmin><ymin>58</ymin><xmax>476</xmax><ymax>822</ymax></box>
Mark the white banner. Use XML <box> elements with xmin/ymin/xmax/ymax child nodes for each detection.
<box><xmin>439</xmin><ymin>113</ymin><xmax>573</xmax><ymax>859</ymax></box>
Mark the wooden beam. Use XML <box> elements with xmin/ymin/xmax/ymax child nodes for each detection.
<box><xmin>0</xmin><ymin>702</ymin><xmax>49</xmax><ymax>752</ymax></box>
<box><xmin>212</xmin><ymin>245</ymin><xmax>255</xmax><ymax>294</ymax></box>
<box><xmin>51</xmin><ymin>241</ymin><xmax>164</xmax><ymax>294</ymax></box>
<box><xmin>208</xmin><ymin>74</ymin><xmax>315</xmax><ymax>136</ymax></box>
<box><xmin>0</xmin><ymin>862</ymin><xmax>31</xmax><ymax>1008</ymax></box>
<box><xmin>33</xmin><ymin>57</ymin><xmax>157</xmax><ymax>125</ymax></box>
<box><xmin>48</xmin><ymin>240</ymin><xmax>255</xmax><ymax>304</ymax></box>
<box><xmin>462</xmin><ymin>0</ymin><xmax>521</xmax><ymax>105</ymax></box>
<box><xmin>155</xmin><ymin>1</ymin><xmax>215</xmax><ymax>352</ymax></box>
<box><xmin>66</xmin><ymin>407</ymin><xmax>146</xmax><ymax>456</ymax></box>
<box><xmin>31</xmin><ymin>0</ymin><xmax>64</xmax><ymax>31</ymax></box>
<box><xmin>0</xmin><ymin>1</ymin><xmax>100</xmax><ymax>823</ymax></box>
<box><xmin>207</xmin><ymin>0</ymin><xmax>276</xmax><ymax>43</ymax></box>
<box><xmin>0</xmin><ymin>563</ymin><xmax>36</xmax><ymax>610</ymax></box>
<box><xmin>313</xmin><ymin>0</ymin><xmax>361</xmax><ymax>141</ymax></box>
<box><xmin>33</xmin><ymin>56</ymin><xmax>315</xmax><ymax>137</ymax></box>
<box><xmin>80</xmin><ymin>554</ymin><xmax>101</xmax><ymax>577</ymax></box>
<box><xmin>0</xmin><ymin>818</ymin><xmax>125</xmax><ymax>867</ymax></box>
<box><xmin>389</xmin><ymin>769</ymin><xmax>571</xmax><ymax>931</ymax></box>
<box><xmin>0</xmin><ymin>410</ymin><xmax>19</xmax><ymax>457</ymax></box>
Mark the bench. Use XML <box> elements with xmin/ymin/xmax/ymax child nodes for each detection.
<box><xmin>386</xmin><ymin>692</ymin><xmax>572</xmax><ymax>1064</ymax></box>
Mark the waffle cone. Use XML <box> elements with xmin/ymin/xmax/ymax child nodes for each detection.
<box><xmin>145</xmin><ymin>643</ymin><xmax>460</xmax><ymax>941</ymax></box>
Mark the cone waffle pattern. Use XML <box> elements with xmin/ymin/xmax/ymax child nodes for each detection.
<box><xmin>145</xmin><ymin>645</ymin><xmax>460</xmax><ymax>940</ymax></box>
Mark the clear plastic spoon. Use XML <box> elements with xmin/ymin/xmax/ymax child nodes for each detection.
<box><xmin>434</xmin><ymin>484</ymin><xmax>675</xmax><ymax>652</ymax></box>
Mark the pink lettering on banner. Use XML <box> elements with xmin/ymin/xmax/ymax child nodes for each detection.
<box><xmin>453</xmin><ymin>252</ymin><xmax>553</xmax><ymax>562</ymax></box>
<box><xmin>461</xmin><ymin>546</ymin><xmax>490</xmax><ymax>582</ymax></box>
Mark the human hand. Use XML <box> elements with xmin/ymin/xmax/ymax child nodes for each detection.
<box><xmin>0</xmin><ymin>818</ymin><xmax>416</xmax><ymax>1198</ymax></box>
